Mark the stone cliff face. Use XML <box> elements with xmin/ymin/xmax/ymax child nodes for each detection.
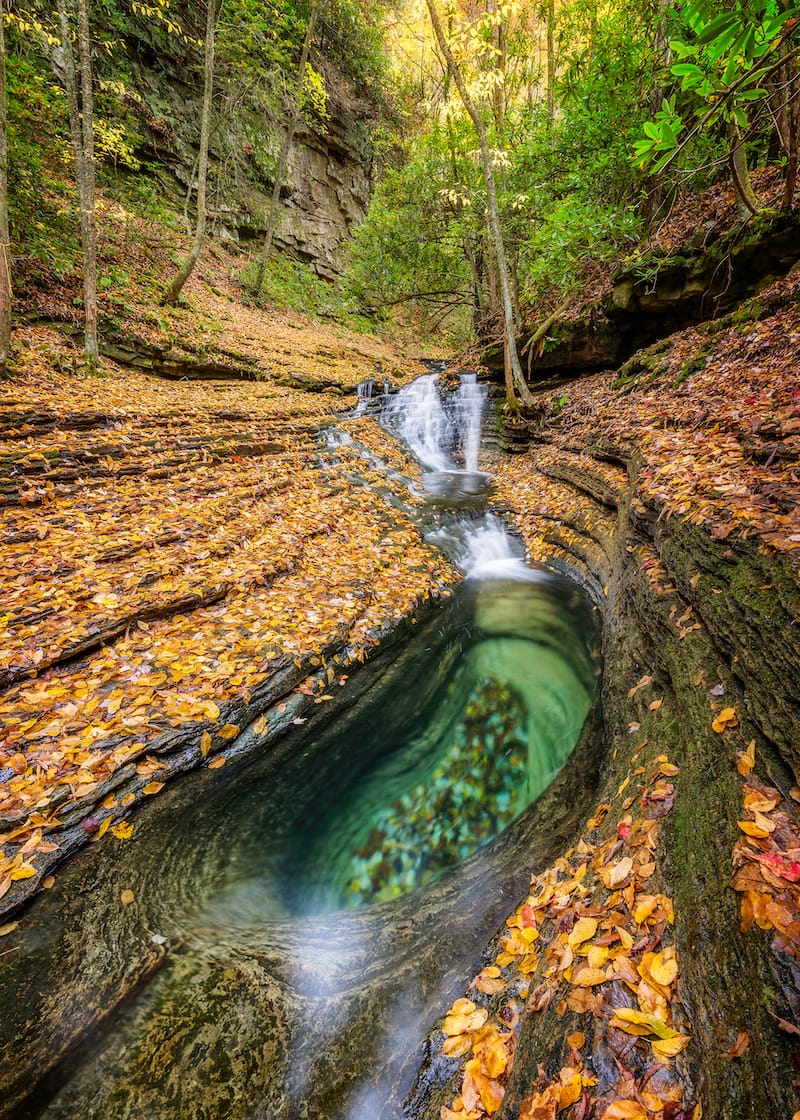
<box><xmin>274</xmin><ymin>107</ymin><xmax>373</xmax><ymax>279</ymax></box>
<box><xmin>95</xmin><ymin>21</ymin><xmax>377</xmax><ymax>280</ymax></box>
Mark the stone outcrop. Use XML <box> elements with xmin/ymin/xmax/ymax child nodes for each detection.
<box><xmin>483</xmin><ymin>211</ymin><xmax>800</xmax><ymax>380</ymax></box>
<box><xmin>87</xmin><ymin>18</ymin><xmax>376</xmax><ymax>280</ymax></box>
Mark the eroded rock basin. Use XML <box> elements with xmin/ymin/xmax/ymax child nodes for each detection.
<box><xmin>1</xmin><ymin>566</ymin><xmax>602</xmax><ymax>1120</ymax></box>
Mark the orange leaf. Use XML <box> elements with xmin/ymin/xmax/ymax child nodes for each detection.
<box><xmin>737</xmin><ymin>820</ymin><xmax>770</xmax><ymax>838</ymax></box>
<box><xmin>208</xmin><ymin>756</ymin><xmax>226</xmax><ymax>770</ymax></box>
<box><xmin>218</xmin><ymin>724</ymin><xmax>239</xmax><ymax>740</ymax></box>
<box><xmin>200</xmin><ymin>730</ymin><xmax>212</xmax><ymax>758</ymax></box>
<box><xmin>601</xmin><ymin>1102</ymin><xmax>648</xmax><ymax>1120</ymax></box>
<box><xmin>142</xmin><ymin>781</ymin><xmax>164</xmax><ymax>796</ymax></box>
<box><xmin>120</xmin><ymin>889</ymin><xmax>135</xmax><ymax>906</ymax></box>
<box><xmin>726</xmin><ymin>1031</ymin><xmax>750</xmax><ymax>1059</ymax></box>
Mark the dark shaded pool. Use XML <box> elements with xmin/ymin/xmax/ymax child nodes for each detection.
<box><xmin>194</xmin><ymin>568</ymin><xmax>598</xmax><ymax>928</ymax></box>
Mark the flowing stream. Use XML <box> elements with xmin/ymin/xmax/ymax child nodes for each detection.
<box><xmin>3</xmin><ymin>370</ymin><xmax>602</xmax><ymax>1120</ymax></box>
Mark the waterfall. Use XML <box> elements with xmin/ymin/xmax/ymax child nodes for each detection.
<box><xmin>381</xmin><ymin>373</ymin><xmax>455</xmax><ymax>472</ymax></box>
<box><xmin>428</xmin><ymin>514</ymin><xmax>546</xmax><ymax>582</ymax></box>
<box><xmin>455</xmin><ymin>373</ymin><xmax>486</xmax><ymax>473</ymax></box>
<box><xmin>381</xmin><ymin>371</ymin><xmax>489</xmax><ymax>496</ymax></box>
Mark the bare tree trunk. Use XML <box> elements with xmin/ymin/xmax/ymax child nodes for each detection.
<box><xmin>424</xmin><ymin>0</ymin><xmax>532</xmax><ymax>407</ymax></box>
<box><xmin>76</xmin><ymin>0</ymin><xmax>98</xmax><ymax>369</ymax></box>
<box><xmin>0</xmin><ymin>0</ymin><xmax>11</xmax><ymax>376</ymax></box>
<box><xmin>255</xmin><ymin>0</ymin><xmax>319</xmax><ymax>297</ymax></box>
<box><xmin>57</xmin><ymin>0</ymin><xmax>99</xmax><ymax>370</ymax></box>
<box><xmin>729</xmin><ymin>119</ymin><xmax>761</xmax><ymax>218</ymax></box>
<box><xmin>163</xmin><ymin>0</ymin><xmax>217</xmax><ymax>305</ymax></box>
<box><xmin>546</xmin><ymin>0</ymin><xmax>555</xmax><ymax>125</ymax></box>
<box><xmin>777</xmin><ymin>1</ymin><xmax>800</xmax><ymax>211</ymax></box>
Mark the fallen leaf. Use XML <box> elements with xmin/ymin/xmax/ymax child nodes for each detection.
<box><xmin>712</xmin><ymin>706</ymin><xmax>737</xmax><ymax>733</ymax></box>
<box><xmin>142</xmin><ymin>781</ymin><xmax>164</xmax><ymax>795</ymax></box>
<box><xmin>568</xmin><ymin>916</ymin><xmax>598</xmax><ymax>949</ymax></box>
<box><xmin>726</xmin><ymin>1031</ymin><xmax>750</xmax><ymax>1059</ymax></box>
<box><xmin>601</xmin><ymin>1102</ymin><xmax>648</xmax><ymax>1120</ymax></box>
<box><xmin>208</xmin><ymin>756</ymin><xmax>226</xmax><ymax>769</ymax></box>
<box><xmin>120</xmin><ymin>889</ymin><xmax>135</xmax><ymax>906</ymax></box>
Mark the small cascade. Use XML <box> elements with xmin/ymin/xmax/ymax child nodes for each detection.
<box><xmin>353</xmin><ymin>378</ymin><xmax>377</xmax><ymax>417</ymax></box>
<box><xmin>381</xmin><ymin>373</ymin><xmax>455</xmax><ymax>472</ymax></box>
<box><xmin>455</xmin><ymin>373</ymin><xmax>487</xmax><ymax>473</ymax></box>
<box><xmin>428</xmin><ymin>514</ymin><xmax>540</xmax><ymax>582</ymax></box>
<box><xmin>381</xmin><ymin>371</ymin><xmax>490</xmax><ymax>500</ymax></box>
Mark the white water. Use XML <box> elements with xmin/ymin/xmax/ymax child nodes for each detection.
<box><xmin>429</xmin><ymin>513</ymin><xmax>546</xmax><ymax>582</ymax></box>
<box><xmin>455</xmin><ymin>373</ymin><xmax>486</xmax><ymax>473</ymax></box>
<box><xmin>382</xmin><ymin>372</ymin><xmax>488</xmax><ymax>475</ymax></box>
<box><xmin>382</xmin><ymin>373</ymin><xmax>454</xmax><ymax>471</ymax></box>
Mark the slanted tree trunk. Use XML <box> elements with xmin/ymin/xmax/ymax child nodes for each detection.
<box><xmin>255</xmin><ymin>0</ymin><xmax>319</xmax><ymax>297</ymax></box>
<box><xmin>729</xmin><ymin>118</ymin><xmax>761</xmax><ymax>218</ymax></box>
<box><xmin>424</xmin><ymin>0</ymin><xmax>533</xmax><ymax>408</ymax></box>
<box><xmin>57</xmin><ymin>0</ymin><xmax>99</xmax><ymax>371</ymax></box>
<box><xmin>163</xmin><ymin>0</ymin><xmax>217</xmax><ymax>305</ymax></box>
<box><xmin>0</xmin><ymin>0</ymin><xmax>11</xmax><ymax>376</ymax></box>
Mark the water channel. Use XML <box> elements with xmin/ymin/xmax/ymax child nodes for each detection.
<box><xmin>2</xmin><ymin>372</ymin><xmax>602</xmax><ymax>1120</ymax></box>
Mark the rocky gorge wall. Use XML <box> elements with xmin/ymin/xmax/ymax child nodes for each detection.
<box><xmin>89</xmin><ymin>15</ymin><xmax>377</xmax><ymax>280</ymax></box>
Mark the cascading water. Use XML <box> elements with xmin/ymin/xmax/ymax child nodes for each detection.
<box><xmin>6</xmin><ymin>366</ymin><xmax>601</xmax><ymax>1120</ymax></box>
<box><xmin>381</xmin><ymin>371</ymin><xmax>490</xmax><ymax>499</ymax></box>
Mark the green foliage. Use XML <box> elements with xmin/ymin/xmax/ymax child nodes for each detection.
<box><xmin>344</xmin><ymin>120</ymin><xmax>476</xmax><ymax>316</ymax></box>
<box><xmin>345</xmin><ymin>0</ymin><xmax>655</xmax><ymax>326</ymax></box>
<box><xmin>4</xmin><ymin>51</ymin><xmax>80</xmax><ymax>278</ymax></box>
<box><xmin>634</xmin><ymin>0</ymin><xmax>800</xmax><ymax>172</ymax></box>
<box><xmin>238</xmin><ymin>253</ymin><xmax>375</xmax><ymax>331</ymax></box>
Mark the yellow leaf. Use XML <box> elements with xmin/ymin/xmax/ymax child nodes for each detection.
<box><xmin>649</xmin><ymin>698</ymin><xmax>663</xmax><ymax>711</ymax></box>
<box><xmin>602</xmin><ymin>1103</ymin><xmax>648</xmax><ymax>1120</ymax></box>
<box><xmin>566</xmin><ymin>1031</ymin><xmax>585</xmax><ymax>1051</ymax></box>
<box><xmin>208</xmin><ymin>756</ymin><xmax>226</xmax><ymax>770</ymax></box>
<box><xmin>10</xmin><ymin>864</ymin><xmax>36</xmax><ymax>881</ymax></box>
<box><xmin>203</xmin><ymin>700</ymin><xmax>221</xmax><ymax>722</ymax></box>
<box><xmin>142</xmin><ymin>781</ymin><xmax>164</xmax><ymax>795</ymax></box>
<box><xmin>650</xmin><ymin>1033</ymin><xmax>691</xmax><ymax>1060</ymax></box>
<box><xmin>736</xmin><ymin>740</ymin><xmax>756</xmax><ymax>775</ymax></box>
<box><xmin>558</xmin><ymin>1072</ymin><xmax>583</xmax><ymax>1110</ymax></box>
<box><xmin>98</xmin><ymin>814</ymin><xmax>113</xmax><ymax>838</ymax></box>
<box><xmin>111</xmin><ymin>821</ymin><xmax>134</xmax><ymax>840</ymax></box>
<box><xmin>610</xmin><ymin>1008</ymin><xmax>676</xmax><ymax>1039</ymax></box>
<box><xmin>737</xmin><ymin>820</ymin><xmax>770</xmax><ymax>838</ymax></box>
<box><xmin>568</xmin><ymin>916</ymin><xmax>598</xmax><ymax>949</ymax></box>
<box><xmin>218</xmin><ymin>724</ymin><xmax>239</xmax><ymax>740</ymax></box>
<box><xmin>120</xmin><ymin>889</ymin><xmax>135</xmax><ymax>906</ymax></box>
<box><xmin>0</xmin><ymin>921</ymin><xmax>20</xmax><ymax>937</ymax></box>
<box><xmin>42</xmin><ymin>876</ymin><xmax>55</xmax><ymax>889</ymax></box>
<box><xmin>200</xmin><ymin>730</ymin><xmax>212</xmax><ymax>758</ymax></box>
<box><xmin>442</xmin><ymin>1007</ymin><xmax>488</xmax><ymax>1036</ymax></box>
<box><xmin>648</xmin><ymin>950</ymin><xmax>678</xmax><ymax>987</ymax></box>
<box><xmin>712</xmin><ymin>706</ymin><xmax>737</xmax><ymax>733</ymax></box>
<box><xmin>604</xmin><ymin>856</ymin><xmax>633</xmax><ymax>888</ymax></box>
<box><xmin>253</xmin><ymin>715</ymin><xmax>268</xmax><ymax>735</ymax></box>
<box><xmin>442</xmin><ymin>1034</ymin><xmax>472</xmax><ymax>1058</ymax></box>
<box><xmin>571</xmin><ymin>967</ymin><xmax>607</xmax><ymax>987</ymax></box>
